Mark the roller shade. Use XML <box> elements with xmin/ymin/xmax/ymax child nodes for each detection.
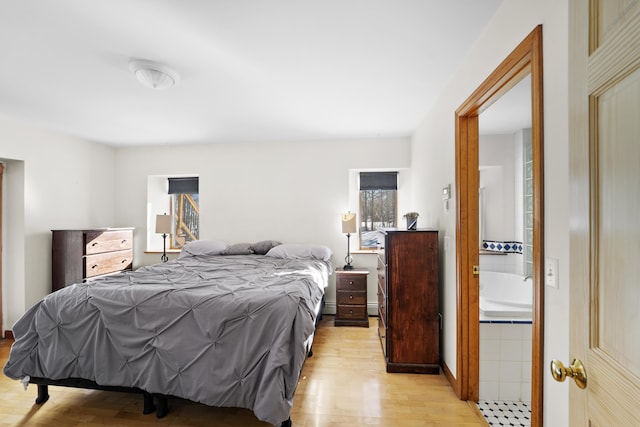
<box><xmin>168</xmin><ymin>177</ymin><xmax>199</xmax><ymax>194</ymax></box>
<box><xmin>359</xmin><ymin>172</ymin><xmax>397</xmax><ymax>190</ymax></box>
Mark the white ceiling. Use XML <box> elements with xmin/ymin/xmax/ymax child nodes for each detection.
<box><xmin>0</xmin><ymin>0</ymin><xmax>505</xmax><ymax>147</ymax></box>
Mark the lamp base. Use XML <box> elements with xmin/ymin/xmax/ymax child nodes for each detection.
<box><xmin>343</xmin><ymin>264</ymin><xmax>354</xmax><ymax>270</ymax></box>
<box><xmin>161</xmin><ymin>233</ymin><xmax>168</xmax><ymax>263</ymax></box>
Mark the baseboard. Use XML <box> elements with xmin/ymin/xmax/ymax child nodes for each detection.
<box><xmin>323</xmin><ymin>301</ymin><xmax>336</xmax><ymax>315</ymax></box>
<box><xmin>4</xmin><ymin>330</ymin><xmax>14</xmax><ymax>340</ymax></box>
<box><xmin>441</xmin><ymin>359</ymin><xmax>459</xmax><ymax>396</ymax></box>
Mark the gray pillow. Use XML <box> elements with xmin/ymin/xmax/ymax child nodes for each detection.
<box><xmin>250</xmin><ymin>240</ymin><xmax>282</xmax><ymax>255</ymax></box>
<box><xmin>265</xmin><ymin>243</ymin><xmax>332</xmax><ymax>261</ymax></box>
<box><xmin>220</xmin><ymin>243</ymin><xmax>254</xmax><ymax>255</ymax></box>
<box><xmin>179</xmin><ymin>240</ymin><xmax>228</xmax><ymax>258</ymax></box>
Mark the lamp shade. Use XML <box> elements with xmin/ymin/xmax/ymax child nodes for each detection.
<box><xmin>341</xmin><ymin>212</ymin><xmax>357</xmax><ymax>234</ymax></box>
<box><xmin>155</xmin><ymin>214</ymin><xmax>172</xmax><ymax>234</ymax></box>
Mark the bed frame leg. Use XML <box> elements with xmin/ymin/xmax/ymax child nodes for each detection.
<box><xmin>280</xmin><ymin>417</ymin><xmax>292</xmax><ymax>427</ymax></box>
<box><xmin>142</xmin><ymin>392</ymin><xmax>156</xmax><ymax>415</ymax></box>
<box><xmin>35</xmin><ymin>385</ymin><xmax>49</xmax><ymax>404</ymax></box>
<box><xmin>156</xmin><ymin>396</ymin><xmax>169</xmax><ymax>418</ymax></box>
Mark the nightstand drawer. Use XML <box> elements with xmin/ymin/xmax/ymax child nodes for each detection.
<box><xmin>336</xmin><ymin>274</ymin><xmax>366</xmax><ymax>290</ymax></box>
<box><xmin>337</xmin><ymin>290</ymin><xmax>366</xmax><ymax>305</ymax></box>
<box><xmin>335</xmin><ymin>268</ymin><xmax>369</xmax><ymax>327</ymax></box>
<box><xmin>336</xmin><ymin>305</ymin><xmax>367</xmax><ymax>320</ymax></box>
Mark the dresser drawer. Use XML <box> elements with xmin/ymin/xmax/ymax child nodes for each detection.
<box><xmin>337</xmin><ymin>290</ymin><xmax>366</xmax><ymax>305</ymax></box>
<box><xmin>378</xmin><ymin>316</ymin><xmax>387</xmax><ymax>357</ymax></box>
<box><xmin>336</xmin><ymin>274</ymin><xmax>366</xmax><ymax>290</ymax></box>
<box><xmin>85</xmin><ymin>230</ymin><xmax>133</xmax><ymax>255</ymax></box>
<box><xmin>377</xmin><ymin>283</ymin><xmax>386</xmax><ymax>322</ymax></box>
<box><xmin>336</xmin><ymin>305</ymin><xmax>367</xmax><ymax>320</ymax></box>
<box><xmin>85</xmin><ymin>249</ymin><xmax>133</xmax><ymax>278</ymax></box>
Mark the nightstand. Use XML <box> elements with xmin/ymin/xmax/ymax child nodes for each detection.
<box><xmin>335</xmin><ymin>268</ymin><xmax>369</xmax><ymax>327</ymax></box>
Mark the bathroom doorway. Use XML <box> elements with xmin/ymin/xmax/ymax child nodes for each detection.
<box><xmin>477</xmin><ymin>75</ymin><xmax>534</xmax><ymax>425</ymax></box>
<box><xmin>454</xmin><ymin>26</ymin><xmax>544</xmax><ymax>427</ymax></box>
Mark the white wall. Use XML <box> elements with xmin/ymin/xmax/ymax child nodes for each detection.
<box><xmin>0</xmin><ymin>117</ymin><xmax>116</xmax><ymax>329</ymax></box>
<box><xmin>409</xmin><ymin>1</ymin><xmax>569</xmax><ymax>425</ymax></box>
<box><xmin>479</xmin><ymin>133</ymin><xmax>516</xmax><ymax>242</ymax></box>
<box><xmin>113</xmin><ymin>137</ymin><xmax>410</xmax><ymax>309</ymax></box>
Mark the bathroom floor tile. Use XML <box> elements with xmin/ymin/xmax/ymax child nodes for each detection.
<box><xmin>477</xmin><ymin>400</ymin><xmax>530</xmax><ymax>426</ymax></box>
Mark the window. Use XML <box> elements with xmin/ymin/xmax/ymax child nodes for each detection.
<box><xmin>147</xmin><ymin>175</ymin><xmax>199</xmax><ymax>251</ymax></box>
<box><xmin>359</xmin><ymin>172</ymin><xmax>397</xmax><ymax>249</ymax></box>
<box><xmin>168</xmin><ymin>177</ymin><xmax>199</xmax><ymax>249</ymax></box>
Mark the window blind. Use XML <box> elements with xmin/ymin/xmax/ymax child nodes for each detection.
<box><xmin>168</xmin><ymin>177</ymin><xmax>199</xmax><ymax>194</ymax></box>
<box><xmin>359</xmin><ymin>172</ymin><xmax>397</xmax><ymax>190</ymax></box>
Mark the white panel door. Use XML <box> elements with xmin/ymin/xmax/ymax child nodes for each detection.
<box><xmin>569</xmin><ymin>0</ymin><xmax>640</xmax><ymax>425</ymax></box>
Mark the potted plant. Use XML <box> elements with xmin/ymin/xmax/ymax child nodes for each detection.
<box><xmin>403</xmin><ymin>212</ymin><xmax>419</xmax><ymax>230</ymax></box>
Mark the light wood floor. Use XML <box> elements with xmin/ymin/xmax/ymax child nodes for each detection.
<box><xmin>0</xmin><ymin>316</ymin><xmax>486</xmax><ymax>426</ymax></box>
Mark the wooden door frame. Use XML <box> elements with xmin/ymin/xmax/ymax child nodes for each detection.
<box><xmin>454</xmin><ymin>25</ymin><xmax>545</xmax><ymax>426</ymax></box>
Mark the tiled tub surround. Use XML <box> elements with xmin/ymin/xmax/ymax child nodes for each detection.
<box><xmin>479</xmin><ymin>271</ymin><xmax>532</xmax><ymax>321</ymax></box>
<box><xmin>478</xmin><ymin>256</ymin><xmax>532</xmax><ymax>410</ymax></box>
<box><xmin>479</xmin><ymin>322</ymin><xmax>532</xmax><ymax>402</ymax></box>
<box><xmin>482</xmin><ymin>239</ymin><xmax>523</xmax><ymax>254</ymax></box>
<box><xmin>479</xmin><ymin>252</ymin><xmax>523</xmax><ymax>275</ymax></box>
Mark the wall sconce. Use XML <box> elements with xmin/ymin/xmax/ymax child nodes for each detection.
<box><xmin>155</xmin><ymin>214</ymin><xmax>172</xmax><ymax>262</ymax></box>
<box><xmin>341</xmin><ymin>212</ymin><xmax>357</xmax><ymax>270</ymax></box>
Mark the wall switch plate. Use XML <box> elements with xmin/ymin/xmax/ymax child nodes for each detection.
<box><xmin>442</xmin><ymin>184</ymin><xmax>451</xmax><ymax>200</ymax></box>
<box><xmin>545</xmin><ymin>257</ymin><xmax>559</xmax><ymax>289</ymax></box>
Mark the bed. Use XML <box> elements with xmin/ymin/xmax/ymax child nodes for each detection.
<box><xmin>3</xmin><ymin>240</ymin><xmax>332</xmax><ymax>427</ymax></box>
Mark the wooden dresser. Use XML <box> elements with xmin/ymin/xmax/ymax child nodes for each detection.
<box><xmin>334</xmin><ymin>268</ymin><xmax>369</xmax><ymax>327</ymax></box>
<box><xmin>377</xmin><ymin>229</ymin><xmax>439</xmax><ymax>373</ymax></box>
<box><xmin>52</xmin><ymin>228</ymin><xmax>134</xmax><ymax>292</ymax></box>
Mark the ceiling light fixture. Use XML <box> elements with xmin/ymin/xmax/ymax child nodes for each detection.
<box><xmin>128</xmin><ymin>59</ymin><xmax>180</xmax><ymax>90</ymax></box>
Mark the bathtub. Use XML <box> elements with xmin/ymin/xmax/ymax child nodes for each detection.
<box><xmin>479</xmin><ymin>271</ymin><xmax>532</xmax><ymax>321</ymax></box>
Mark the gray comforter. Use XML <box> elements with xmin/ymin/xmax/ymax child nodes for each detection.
<box><xmin>4</xmin><ymin>254</ymin><xmax>330</xmax><ymax>425</ymax></box>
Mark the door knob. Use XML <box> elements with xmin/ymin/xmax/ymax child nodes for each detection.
<box><xmin>550</xmin><ymin>358</ymin><xmax>587</xmax><ymax>389</ymax></box>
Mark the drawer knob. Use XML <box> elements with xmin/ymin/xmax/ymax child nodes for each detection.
<box><xmin>91</xmin><ymin>242</ymin><xmax>98</xmax><ymax>247</ymax></box>
<box><xmin>91</xmin><ymin>264</ymin><xmax>98</xmax><ymax>269</ymax></box>
<box><xmin>349</xmin><ymin>295</ymin><xmax>353</xmax><ymax>299</ymax></box>
<box><xmin>349</xmin><ymin>281</ymin><xmax>354</xmax><ymax>285</ymax></box>
<box><xmin>122</xmin><ymin>259</ymin><xmax>127</xmax><ymax>263</ymax></box>
<box><xmin>349</xmin><ymin>310</ymin><xmax>353</xmax><ymax>314</ymax></box>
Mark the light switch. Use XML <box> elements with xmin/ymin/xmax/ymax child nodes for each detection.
<box><xmin>442</xmin><ymin>184</ymin><xmax>451</xmax><ymax>200</ymax></box>
<box><xmin>545</xmin><ymin>257</ymin><xmax>559</xmax><ymax>289</ymax></box>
